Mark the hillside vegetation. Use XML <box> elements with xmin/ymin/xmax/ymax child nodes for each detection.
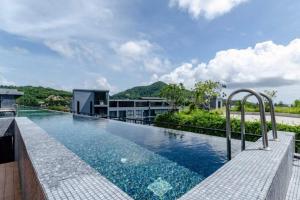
<box><xmin>111</xmin><ymin>81</ymin><xmax>167</xmax><ymax>99</ymax></box>
<box><xmin>0</xmin><ymin>85</ymin><xmax>72</xmax><ymax>111</ymax></box>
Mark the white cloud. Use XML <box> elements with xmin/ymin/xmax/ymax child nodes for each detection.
<box><xmin>0</xmin><ymin>0</ymin><xmax>173</xmax><ymax>81</ymax></box>
<box><xmin>95</xmin><ymin>77</ymin><xmax>117</xmax><ymax>93</ymax></box>
<box><xmin>154</xmin><ymin>39</ymin><xmax>300</xmax><ymax>89</ymax></box>
<box><xmin>0</xmin><ymin>0</ymin><xmax>117</xmax><ymax>39</ymax></box>
<box><xmin>0</xmin><ymin>68</ymin><xmax>15</xmax><ymax>85</ymax></box>
<box><xmin>12</xmin><ymin>46</ymin><xmax>29</xmax><ymax>54</ymax></box>
<box><xmin>0</xmin><ymin>0</ymin><xmax>129</xmax><ymax>65</ymax></box>
<box><xmin>152</xmin><ymin>63</ymin><xmax>198</xmax><ymax>89</ymax></box>
<box><xmin>45</xmin><ymin>40</ymin><xmax>75</xmax><ymax>58</ymax></box>
<box><xmin>117</xmin><ymin>40</ymin><xmax>154</xmax><ymax>60</ymax></box>
<box><xmin>169</xmin><ymin>0</ymin><xmax>248</xmax><ymax>20</ymax></box>
<box><xmin>83</xmin><ymin>74</ymin><xmax>118</xmax><ymax>94</ymax></box>
<box><xmin>144</xmin><ymin>57</ymin><xmax>171</xmax><ymax>74</ymax></box>
<box><xmin>44</xmin><ymin>40</ymin><xmax>103</xmax><ymax>64</ymax></box>
<box><xmin>0</xmin><ymin>45</ymin><xmax>29</xmax><ymax>55</ymax></box>
<box><xmin>115</xmin><ymin>40</ymin><xmax>171</xmax><ymax>74</ymax></box>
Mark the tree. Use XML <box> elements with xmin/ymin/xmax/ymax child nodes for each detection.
<box><xmin>193</xmin><ymin>80</ymin><xmax>223</xmax><ymax>110</ymax></box>
<box><xmin>263</xmin><ymin>90</ymin><xmax>278</xmax><ymax>112</ymax></box>
<box><xmin>17</xmin><ymin>94</ymin><xmax>39</xmax><ymax>107</ymax></box>
<box><xmin>293</xmin><ymin>100</ymin><xmax>300</xmax><ymax>107</ymax></box>
<box><xmin>263</xmin><ymin>90</ymin><xmax>277</xmax><ymax>99</ymax></box>
<box><xmin>160</xmin><ymin>83</ymin><xmax>186</xmax><ymax>111</ymax></box>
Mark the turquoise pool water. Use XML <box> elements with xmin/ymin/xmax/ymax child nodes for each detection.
<box><xmin>19</xmin><ymin>109</ymin><xmax>232</xmax><ymax>200</ymax></box>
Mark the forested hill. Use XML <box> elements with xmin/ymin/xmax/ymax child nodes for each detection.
<box><xmin>111</xmin><ymin>81</ymin><xmax>167</xmax><ymax>99</ymax></box>
<box><xmin>0</xmin><ymin>81</ymin><xmax>168</xmax><ymax>110</ymax></box>
<box><xmin>0</xmin><ymin>85</ymin><xmax>72</xmax><ymax>110</ymax></box>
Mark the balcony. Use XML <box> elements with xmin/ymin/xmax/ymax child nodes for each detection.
<box><xmin>94</xmin><ymin>100</ymin><xmax>107</xmax><ymax>107</ymax></box>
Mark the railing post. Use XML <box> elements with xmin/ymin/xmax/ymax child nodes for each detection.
<box><xmin>226</xmin><ymin>98</ymin><xmax>232</xmax><ymax>160</ymax></box>
<box><xmin>260</xmin><ymin>93</ymin><xmax>278</xmax><ymax>140</ymax></box>
<box><xmin>241</xmin><ymin>92</ymin><xmax>278</xmax><ymax>141</ymax></box>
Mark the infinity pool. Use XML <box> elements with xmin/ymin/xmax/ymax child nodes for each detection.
<box><xmin>19</xmin><ymin>109</ymin><xmax>239</xmax><ymax>200</ymax></box>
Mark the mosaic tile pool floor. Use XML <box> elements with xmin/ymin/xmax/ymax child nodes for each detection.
<box><xmin>19</xmin><ymin>110</ymin><xmax>241</xmax><ymax>200</ymax></box>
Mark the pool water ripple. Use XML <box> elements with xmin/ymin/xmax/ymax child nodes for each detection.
<box><xmin>19</xmin><ymin>110</ymin><xmax>232</xmax><ymax>200</ymax></box>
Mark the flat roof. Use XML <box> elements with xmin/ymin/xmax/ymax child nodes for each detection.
<box><xmin>109</xmin><ymin>99</ymin><xmax>167</xmax><ymax>102</ymax></box>
<box><xmin>73</xmin><ymin>89</ymin><xmax>109</xmax><ymax>92</ymax></box>
<box><xmin>139</xmin><ymin>97</ymin><xmax>165</xmax><ymax>100</ymax></box>
<box><xmin>0</xmin><ymin>88</ymin><xmax>24</xmax><ymax>96</ymax></box>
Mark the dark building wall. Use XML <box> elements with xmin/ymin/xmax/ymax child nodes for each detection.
<box><xmin>0</xmin><ymin>136</ymin><xmax>14</xmax><ymax>163</ymax></box>
<box><xmin>72</xmin><ymin>91</ymin><xmax>95</xmax><ymax>115</ymax></box>
<box><xmin>0</xmin><ymin>119</ymin><xmax>15</xmax><ymax>164</ymax></box>
<box><xmin>0</xmin><ymin>95</ymin><xmax>17</xmax><ymax>108</ymax></box>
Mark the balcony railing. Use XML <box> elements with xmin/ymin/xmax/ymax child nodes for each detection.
<box><xmin>94</xmin><ymin>100</ymin><xmax>107</xmax><ymax>106</ymax></box>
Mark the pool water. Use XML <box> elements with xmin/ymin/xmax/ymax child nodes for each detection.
<box><xmin>19</xmin><ymin>109</ymin><xmax>232</xmax><ymax>200</ymax></box>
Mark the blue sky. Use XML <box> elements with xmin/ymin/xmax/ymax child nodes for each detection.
<box><xmin>1</xmin><ymin>0</ymin><xmax>300</xmax><ymax>103</ymax></box>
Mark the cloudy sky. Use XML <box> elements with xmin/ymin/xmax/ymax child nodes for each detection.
<box><xmin>0</xmin><ymin>0</ymin><xmax>300</xmax><ymax>103</ymax></box>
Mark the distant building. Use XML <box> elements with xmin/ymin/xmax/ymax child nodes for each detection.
<box><xmin>72</xmin><ymin>90</ymin><xmax>172</xmax><ymax>121</ymax></box>
<box><xmin>72</xmin><ymin>89</ymin><xmax>109</xmax><ymax>117</ymax></box>
<box><xmin>209</xmin><ymin>97</ymin><xmax>223</xmax><ymax>110</ymax></box>
<box><xmin>0</xmin><ymin>88</ymin><xmax>23</xmax><ymax>117</ymax></box>
<box><xmin>108</xmin><ymin>97</ymin><xmax>171</xmax><ymax>121</ymax></box>
<box><xmin>71</xmin><ymin>89</ymin><xmax>224</xmax><ymax>122</ymax></box>
<box><xmin>0</xmin><ymin>88</ymin><xmax>23</xmax><ymax>108</ymax></box>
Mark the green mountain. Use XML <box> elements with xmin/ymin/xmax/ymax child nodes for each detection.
<box><xmin>0</xmin><ymin>81</ymin><xmax>168</xmax><ymax>110</ymax></box>
<box><xmin>111</xmin><ymin>81</ymin><xmax>167</xmax><ymax>99</ymax></box>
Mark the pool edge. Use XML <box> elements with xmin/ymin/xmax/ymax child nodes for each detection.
<box><xmin>179</xmin><ymin>131</ymin><xmax>295</xmax><ymax>200</ymax></box>
<box><xmin>14</xmin><ymin>117</ymin><xmax>133</xmax><ymax>200</ymax></box>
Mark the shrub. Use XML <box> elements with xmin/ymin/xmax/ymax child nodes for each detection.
<box><xmin>154</xmin><ymin>109</ymin><xmax>300</xmax><ymax>152</ymax></box>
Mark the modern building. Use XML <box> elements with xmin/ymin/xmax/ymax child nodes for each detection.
<box><xmin>0</xmin><ymin>88</ymin><xmax>23</xmax><ymax>109</ymax></box>
<box><xmin>0</xmin><ymin>88</ymin><xmax>23</xmax><ymax>117</ymax></box>
<box><xmin>72</xmin><ymin>89</ymin><xmax>109</xmax><ymax>117</ymax></box>
<box><xmin>108</xmin><ymin>97</ymin><xmax>172</xmax><ymax>122</ymax></box>
<box><xmin>72</xmin><ymin>89</ymin><xmax>224</xmax><ymax>122</ymax></box>
<box><xmin>209</xmin><ymin>97</ymin><xmax>223</xmax><ymax>110</ymax></box>
<box><xmin>72</xmin><ymin>89</ymin><xmax>172</xmax><ymax>121</ymax></box>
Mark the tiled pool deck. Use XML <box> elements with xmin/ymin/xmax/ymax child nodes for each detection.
<box><xmin>179</xmin><ymin>131</ymin><xmax>295</xmax><ymax>200</ymax></box>
<box><xmin>285</xmin><ymin>157</ymin><xmax>300</xmax><ymax>200</ymax></box>
<box><xmin>15</xmin><ymin>117</ymin><xmax>133</xmax><ymax>200</ymax></box>
<box><xmin>1</xmin><ymin>117</ymin><xmax>298</xmax><ymax>199</ymax></box>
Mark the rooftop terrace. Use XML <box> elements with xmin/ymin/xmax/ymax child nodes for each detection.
<box><xmin>0</xmin><ymin>116</ymin><xmax>299</xmax><ymax>199</ymax></box>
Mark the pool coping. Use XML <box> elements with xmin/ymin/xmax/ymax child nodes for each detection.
<box><xmin>14</xmin><ymin>117</ymin><xmax>133</xmax><ymax>200</ymax></box>
<box><xmin>179</xmin><ymin>131</ymin><xmax>295</xmax><ymax>200</ymax></box>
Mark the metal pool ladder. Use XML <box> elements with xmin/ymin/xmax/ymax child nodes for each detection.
<box><xmin>226</xmin><ymin>89</ymin><xmax>277</xmax><ymax>160</ymax></box>
<box><xmin>241</xmin><ymin>92</ymin><xmax>278</xmax><ymax>150</ymax></box>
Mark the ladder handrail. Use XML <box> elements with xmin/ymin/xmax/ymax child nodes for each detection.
<box><xmin>226</xmin><ymin>89</ymin><xmax>269</xmax><ymax>160</ymax></box>
<box><xmin>241</xmin><ymin>93</ymin><xmax>278</xmax><ymax>147</ymax></box>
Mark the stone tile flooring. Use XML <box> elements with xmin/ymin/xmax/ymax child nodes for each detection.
<box><xmin>285</xmin><ymin>158</ymin><xmax>300</xmax><ymax>200</ymax></box>
<box><xmin>0</xmin><ymin>162</ymin><xmax>21</xmax><ymax>200</ymax></box>
<box><xmin>179</xmin><ymin>132</ymin><xmax>294</xmax><ymax>200</ymax></box>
